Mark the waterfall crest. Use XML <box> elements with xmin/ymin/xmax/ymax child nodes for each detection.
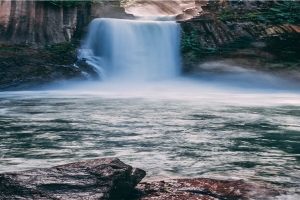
<box><xmin>79</xmin><ymin>18</ymin><xmax>181</xmax><ymax>82</ymax></box>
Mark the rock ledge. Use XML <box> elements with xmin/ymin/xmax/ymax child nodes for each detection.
<box><xmin>0</xmin><ymin>158</ymin><xmax>146</xmax><ymax>200</ymax></box>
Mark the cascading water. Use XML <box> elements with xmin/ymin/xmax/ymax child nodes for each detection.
<box><xmin>79</xmin><ymin>18</ymin><xmax>181</xmax><ymax>81</ymax></box>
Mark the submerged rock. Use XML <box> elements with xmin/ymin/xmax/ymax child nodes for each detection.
<box><xmin>0</xmin><ymin>158</ymin><xmax>146</xmax><ymax>200</ymax></box>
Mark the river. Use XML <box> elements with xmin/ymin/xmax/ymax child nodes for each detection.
<box><xmin>0</xmin><ymin>78</ymin><xmax>300</xmax><ymax>198</ymax></box>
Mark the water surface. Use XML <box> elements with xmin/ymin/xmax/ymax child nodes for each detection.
<box><xmin>0</xmin><ymin>79</ymin><xmax>299</xmax><ymax>198</ymax></box>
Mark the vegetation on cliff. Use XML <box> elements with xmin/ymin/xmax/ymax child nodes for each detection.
<box><xmin>49</xmin><ymin>0</ymin><xmax>133</xmax><ymax>7</ymax></box>
<box><xmin>180</xmin><ymin>1</ymin><xmax>300</xmax><ymax>77</ymax></box>
<box><xmin>215</xmin><ymin>1</ymin><xmax>300</xmax><ymax>24</ymax></box>
<box><xmin>49</xmin><ymin>0</ymin><xmax>86</xmax><ymax>7</ymax></box>
<box><xmin>49</xmin><ymin>0</ymin><xmax>101</xmax><ymax>7</ymax></box>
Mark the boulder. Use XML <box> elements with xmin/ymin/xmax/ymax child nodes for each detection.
<box><xmin>136</xmin><ymin>178</ymin><xmax>281</xmax><ymax>199</ymax></box>
<box><xmin>0</xmin><ymin>158</ymin><xmax>146</xmax><ymax>200</ymax></box>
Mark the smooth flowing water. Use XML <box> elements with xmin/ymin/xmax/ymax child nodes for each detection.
<box><xmin>0</xmin><ymin>86</ymin><xmax>300</xmax><ymax>199</ymax></box>
<box><xmin>79</xmin><ymin>18</ymin><xmax>180</xmax><ymax>81</ymax></box>
<box><xmin>1</xmin><ymin>18</ymin><xmax>300</xmax><ymax>199</ymax></box>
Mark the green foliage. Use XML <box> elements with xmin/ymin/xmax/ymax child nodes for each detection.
<box><xmin>180</xmin><ymin>29</ymin><xmax>201</xmax><ymax>72</ymax></box>
<box><xmin>50</xmin><ymin>1</ymin><xmax>86</xmax><ymax>7</ymax></box>
<box><xmin>216</xmin><ymin>1</ymin><xmax>300</xmax><ymax>25</ymax></box>
<box><xmin>49</xmin><ymin>0</ymin><xmax>103</xmax><ymax>7</ymax></box>
<box><xmin>45</xmin><ymin>42</ymin><xmax>76</xmax><ymax>54</ymax></box>
<box><xmin>181</xmin><ymin>31</ymin><xmax>218</xmax><ymax>53</ymax></box>
<box><xmin>181</xmin><ymin>30</ymin><xmax>219</xmax><ymax>66</ymax></box>
<box><xmin>181</xmin><ymin>31</ymin><xmax>201</xmax><ymax>54</ymax></box>
<box><xmin>216</xmin><ymin>8</ymin><xmax>234</xmax><ymax>21</ymax></box>
<box><xmin>0</xmin><ymin>44</ymin><xmax>32</xmax><ymax>53</ymax></box>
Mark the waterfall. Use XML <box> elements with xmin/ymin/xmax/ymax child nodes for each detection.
<box><xmin>79</xmin><ymin>18</ymin><xmax>181</xmax><ymax>82</ymax></box>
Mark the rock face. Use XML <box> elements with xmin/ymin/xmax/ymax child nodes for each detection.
<box><xmin>179</xmin><ymin>1</ymin><xmax>300</xmax><ymax>73</ymax></box>
<box><xmin>0</xmin><ymin>43</ymin><xmax>99</xmax><ymax>91</ymax></box>
<box><xmin>136</xmin><ymin>178</ymin><xmax>281</xmax><ymax>200</ymax></box>
<box><xmin>0</xmin><ymin>158</ymin><xmax>146</xmax><ymax>200</ymax></box>
<box><xmin>124</xmin><ymin>0</ymin><xmax>204</xmax><ymax>20</ymax></box>
<box><xmin>0</xmin><ymin>0</ymin><xmax>69</xmax><ymax>45</ymax></box>
<box><xmin>0</xmin><ymin>0</ymin><xmax>131</xmax><ymax>46</ymax></box>
<box><xmin>91</xmin><ymin>1</ymin><xmax>134</xmax><ymax>19</ymax></box>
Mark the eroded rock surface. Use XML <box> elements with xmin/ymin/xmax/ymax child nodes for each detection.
<box><xmin>0</xmin><ymin>158</ymin><xmax>146</xmax><ymax>200</ymax></box>
<box><xmin>135</xmin><ymin>178</ymin><xmax>281</xmax><ymax>200</ymax></box>
<box><xmin>0</xmin><ymin>0</ymin><xmax>131</xmax><ymax>45</ymax></box>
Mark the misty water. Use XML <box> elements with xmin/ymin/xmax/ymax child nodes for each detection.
<box><xmin>1</xmin><ymin>18</ymin><xmax>300</xmax><ymax>198</ymax></box>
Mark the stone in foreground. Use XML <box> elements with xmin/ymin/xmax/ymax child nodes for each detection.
<box><xmin>0</xmin><ymin>158</ymin><xmax>146</xmax><ymax>200</ymax></box>
<box><xmin>136</xmin><ymin>178</ymin><xmax>281</xmax><ymax>200</ymax></box>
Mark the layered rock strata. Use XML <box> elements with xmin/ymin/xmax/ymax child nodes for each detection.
<box><xmin>0</xmin><ymin>0</ymin><xmax>131</xmax><ymax>45</ymax></box>
<box><xmin>179</xmin><ymin>1</ymin><xmax>300</xmax><ymax>73</ymax></box>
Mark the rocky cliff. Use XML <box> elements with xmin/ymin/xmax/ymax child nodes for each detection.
<box><xmin>0</xmin><ymin>0</ymin><xmax>75</xmax><ymax>45</ymax></box>
<box><xmin>0</xmin><ymin>0</ymin><xmax>135</xmax><ymax>91</ymax></box>
<box><xmin>179</xmin><ymin>0</ymin><xmax>300</xmax><ymax>74</ymax></box>
<box><xmin>0</xmin><ymin>0</ymin><xmax>131</xmax><ymax>46</ymax></box>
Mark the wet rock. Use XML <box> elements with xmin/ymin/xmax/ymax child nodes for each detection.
<box><xmin>0</xmin><ymin>158</ymin><xmax>146</xmax><ymax>200</ymax></box>
<box><xmin>0</xmin><ymin>44</ymin><xmax>99</xmax><ymax>91</ymax></box>
<box><xmin>135</xmin><ymin>178</ymin><xmax>281</xmax><ymax>200</ymax></box>
<box><xmin>75</xmin><ymin>59</ymin><xmax>100</xmax><ymax>80</ymax></box>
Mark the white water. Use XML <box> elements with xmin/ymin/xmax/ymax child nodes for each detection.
<box><xmin>79</xmin><ymin>18</ymin><xmax>181</xmax><ymax>82</ymax></box>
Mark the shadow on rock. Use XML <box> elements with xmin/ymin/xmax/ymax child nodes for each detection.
<box><xmin>0</xmin><ymin>158</ymin><xmax>146</xmax><ymax>200</ymax></box>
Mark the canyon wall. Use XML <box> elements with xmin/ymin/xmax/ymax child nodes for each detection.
<box><xmin>0</xmin><ymin>0</ymin><xmax>131</xmax><ymax>45</ymax></box>
<box><xmin>0</xmin><ymin>0</ymin><xmax>202</xmax><ymax>45</ymax></box>
<box><xmin>0</xmin><ymin>0</ymin><xmax>72</xmax><ymax>45</ymax></box>
<box><xmin>181</xmin><ymin>1</ymin><xmax>300</xmax><ymax>49</ymax></box>
<box><xmin>179</xmin><ymin>1</ymin><xmax>300</xmax><ymax>72</ymax></box>
<box><xmin>1</xmin><ymin>0</ymin><xmax>299</xmax><ymax>61</ymax></box>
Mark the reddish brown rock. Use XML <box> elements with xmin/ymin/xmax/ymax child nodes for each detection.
<box><xmin>135</xmin><ymin>178</ymin><xmax>281</xmax><ymax>200</ymax></box>
<box><xmin>0</xmin><ymin>158</ymin><xmax>146</xmax><ymax>200</ymax></box>
<box><xmin>0</xmin><ymin>0</ymin><xmax>131</xmax><ymax>46</ymax></box>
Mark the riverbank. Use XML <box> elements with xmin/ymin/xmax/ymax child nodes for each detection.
<box><xmin>0</xmin><ymin>43</ymin><xmax>98</xmax><ymax>91</ymax></box>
